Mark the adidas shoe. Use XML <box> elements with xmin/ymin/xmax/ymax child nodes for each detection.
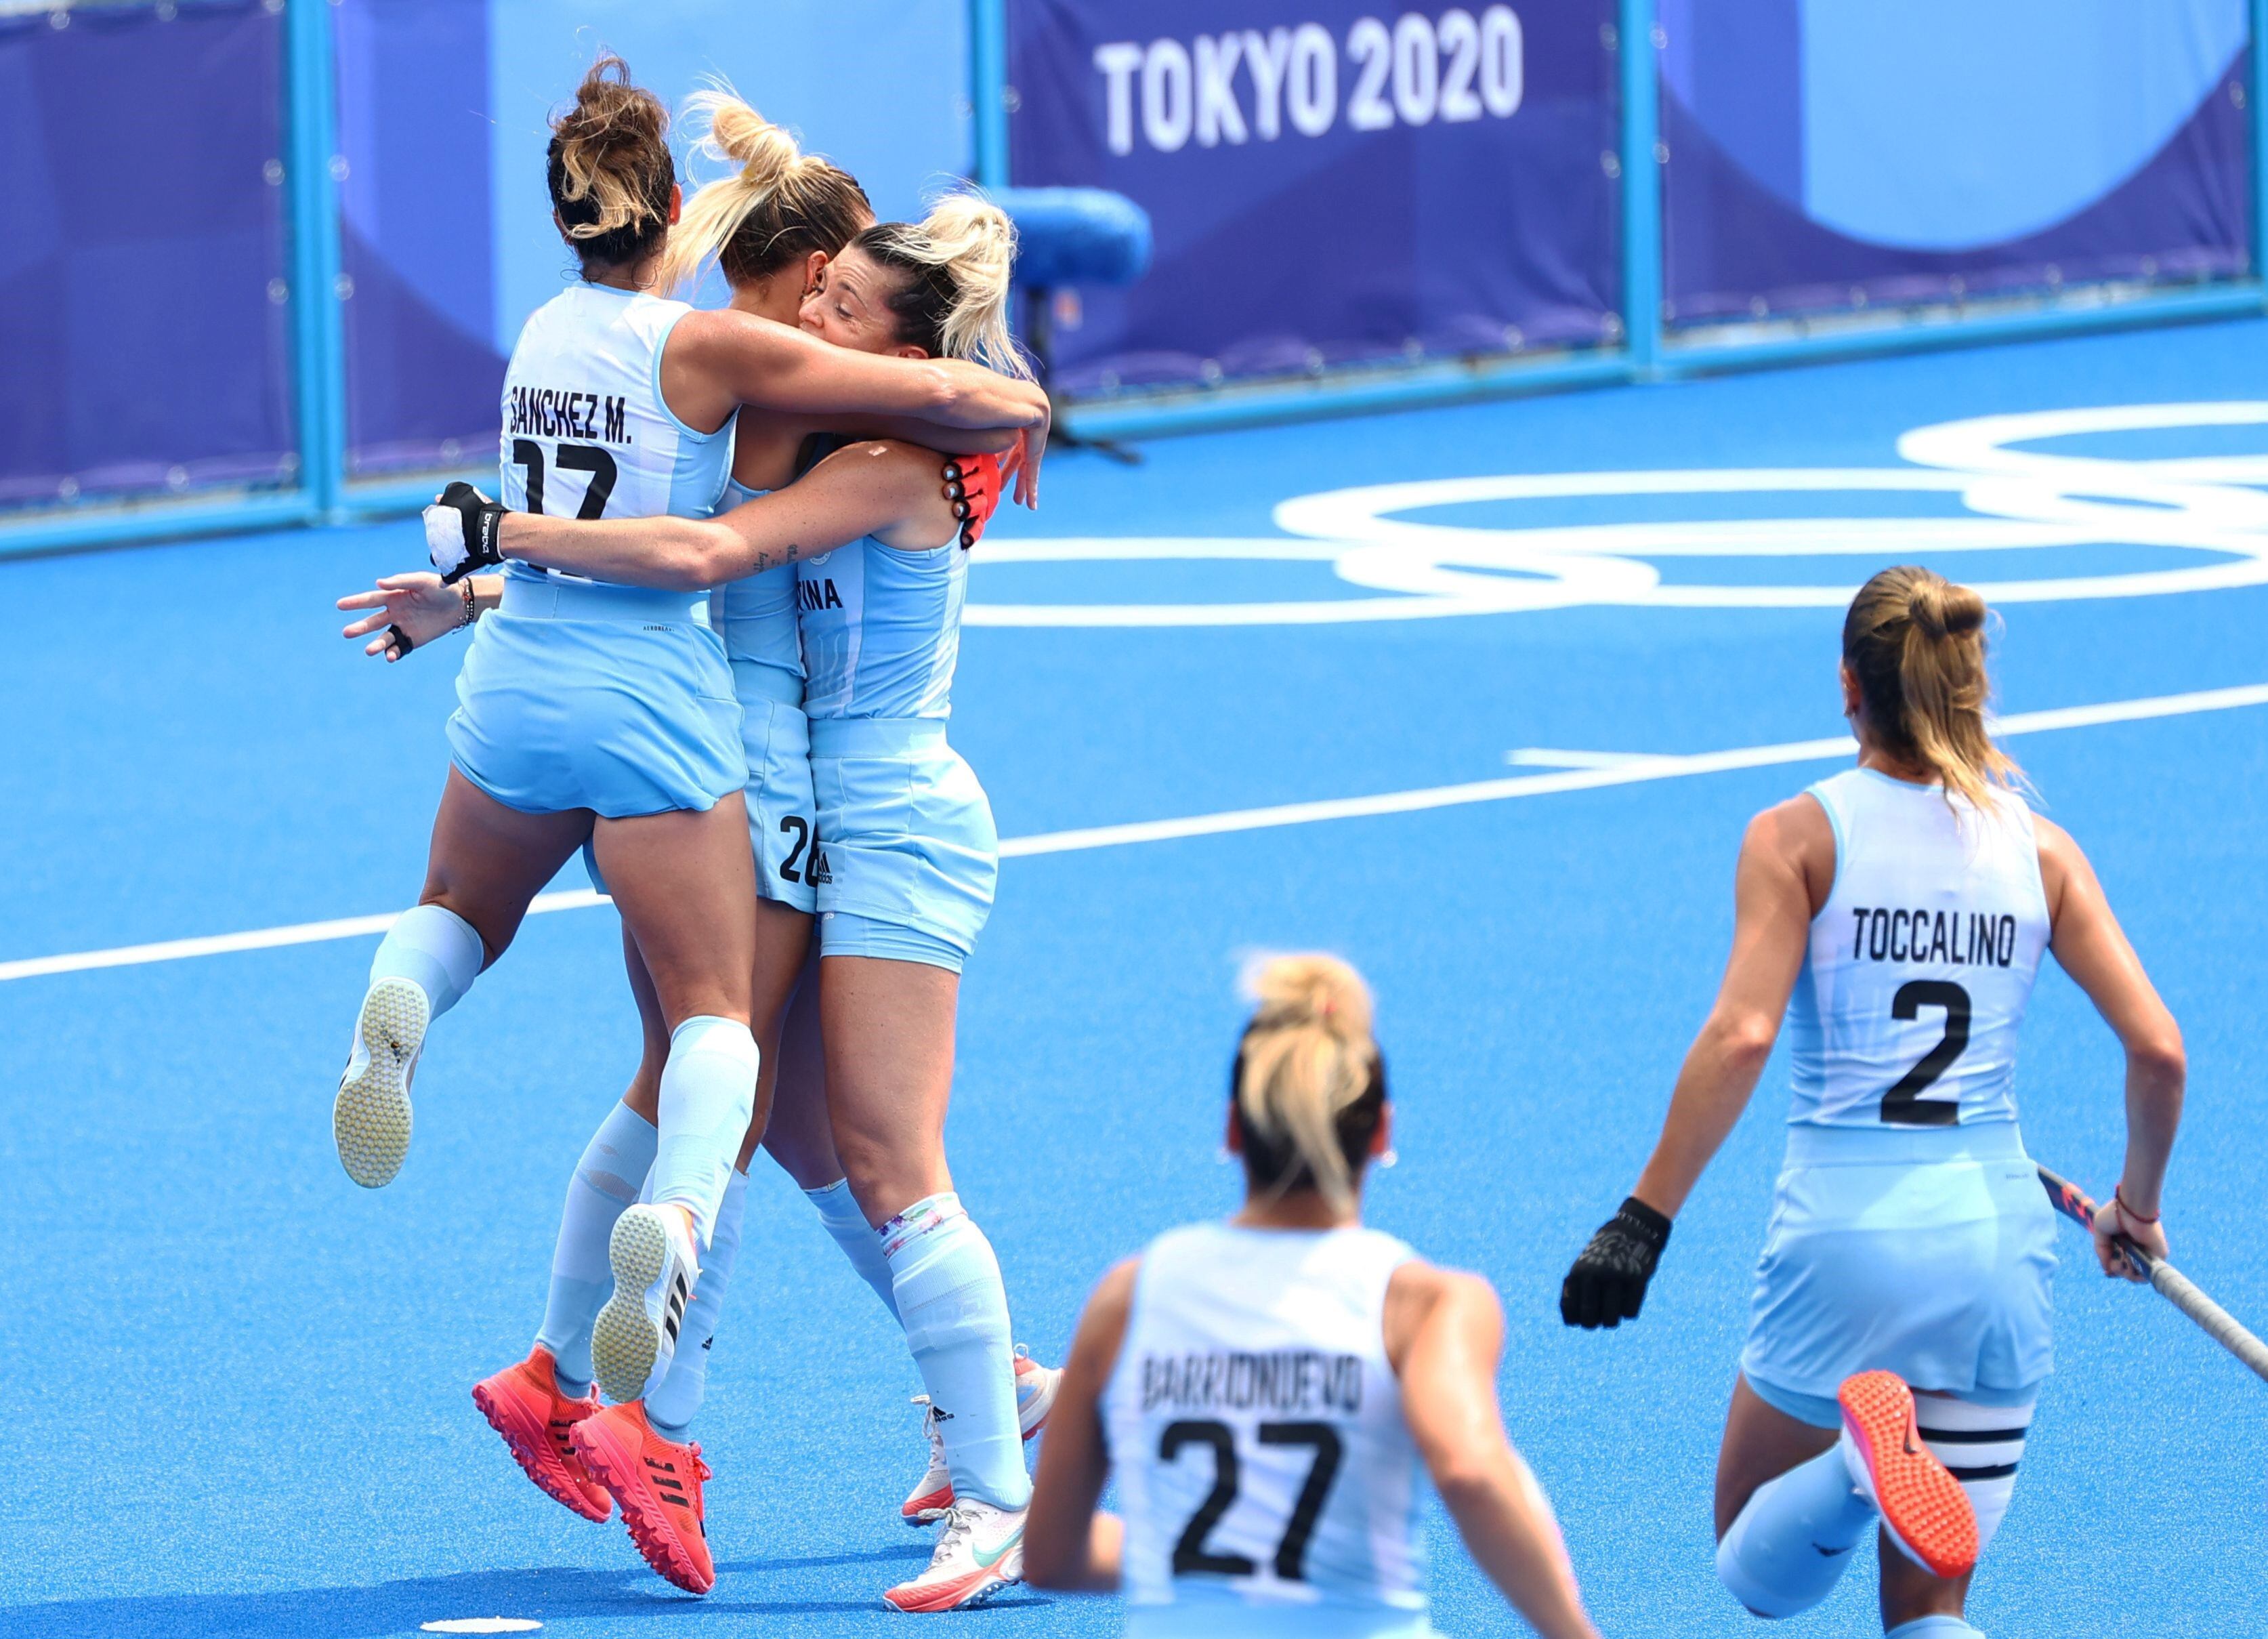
<box><xmin>1838</xmin><ymin>1370</ymin><xmax>1979</xmax><ymax>1580</ymax></box>
<box><xmin>900</xmin><ymin>1348</ymin><xmax>1062</xmax><ymax>1527</ymax></box>
<box><xmin>591</xmin><ymin>1204</ymin><xmax>699</xmax><ymax>1405</ymax></box>
<box><xmin>333</xmin><ymin>976</ymin><xmax>427</xmax><ymax>1187</ymax></box>
<box><xmin>572</xmin><ymin>1401</ymin><xmax>715</xmax><ymax>1595</ymax></box>
<box><xmin>883</xmin><ymin>1498</ymin><xmax>1024</xmax><ymax>1611</ymax></box>
<box><xmin>471</xmin><ymin>1346</ymin><xmax>610</xmax><ymax>1522</ymax></box>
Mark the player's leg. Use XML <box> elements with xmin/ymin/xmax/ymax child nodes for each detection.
<box><xmin>585</xmin><ymin>799</ymin><xmax>760</xmax><ymax>1406</ymax></box>
<box><xmin>1874</xmin><ymin>1390</ymin><xmax>2034</xmax><ymax>1635</ymax></box>
<box><xmin>1713</xmin><ymin>1373</ymin><xmax>1861</xmax><ymax>1617</ymax></box>
<box><xmin>643</xmin><ymin>898</ymin><xmax>811</xmax><ymax>1437</ymax></box>
<box><xmin>823</xmin><ymin>949</ymin><xmax>1031</xmax><ymax>1609</ymax></box>
<box><xmin>335</xmin><ymin>768</ymin><xmax>590</xmax><ymax>1188</ymax></box>
<box><xmin>472</xmin><ymin>923</ymin><xmax>666</xmax><ymax>1522</ymax></box>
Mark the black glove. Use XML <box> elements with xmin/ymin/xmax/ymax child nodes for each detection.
<box><xmin>1560</xmin><ymin>1196</ymin><xmax>1673</xmax><ymax>1329</ymax></box>
<box><xmin>423</xmin><ymin>480</ymin><xmax>507</xmax><ymax>583</ymax></box>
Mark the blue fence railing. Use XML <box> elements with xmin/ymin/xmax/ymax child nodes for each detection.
<box><xmin>5</xmin><ymin>0</ymin><xmax>2266</xmax><ymax>556</ymax></box>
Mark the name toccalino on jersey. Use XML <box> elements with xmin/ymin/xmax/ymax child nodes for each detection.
<box><xmin>1848</xmin><ymin>906</ymin><xmax>2020</xmax><ymax>968</ymax></box>
<box><xmin>1139</xmin><ymin>1349</ymin><xmax>1364</xmax><ymax>1415</ymax></box>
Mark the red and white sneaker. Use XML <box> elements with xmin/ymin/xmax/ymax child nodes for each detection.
<box><xmin>883</xmin><ymin>1498</ymin><xmax>1025</xmax><ymax>1612</ymax></box>
<box><xmin>900</xmin><ymin>1397</ymin><xmax>953</xmax><ymax>1527</ymax></box>
<box><xmin>1013</xmin><ymin>1346</ymin><xmax>1062</xmax><ymax>1439</ymax></box>
<box><xmin>571</xmin><ymin>1401</ymin><xmax>716</xmax><ymax>1595</ymax></box>
<box><xmin>471</xmin><ymin>1346</ymin><xmax>610</xmax><ymax>1522</ymax></box>
<box><xmin>1837</xmin><ymin>1370</ymin><xmax>1979</xmax><ymax>1580</ymax></box>
<box><xmin>900</xmin><ymin>1348</ymin><xmax>1062</xmax><ymax>1527</ymax></box>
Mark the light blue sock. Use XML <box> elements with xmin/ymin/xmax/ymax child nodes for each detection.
<box><xmin>534</xmin><ymin>1101</ymin><xmax>657</xmax><ymax>1397</ymax></box>
<box><xmin>1885</xmin><ymin>1619</ymin><xmax>1984</xmax><ymax>1638</ymax></box>
<box><xmin>648</xmin><ymin>1016</ymin><xmax>758</xmax><ymax>1249</ymax></box>
<box><xmin>647</xmin><ymin>1167</ymin><xmax>748</xmax><ymax>1437</ymax></box>
<box><xmin>883</xmin><ymin>1192</ymin><xmax>1029</xmax><ymax>1510</ymax></box>
<box><xmin>807</xmin><ymin>1179</ymin><xmax>901</xmax><ymax>1323</ymax></box>
<box><xmin>1716</xmin><ymin>1445</ymin><xmax>1874</xmax><ymax>1618</ymax></box>
<box><xmin>369</xmin><ymin>903</ymin><xmax>484</xmax><ymax>1018</ymax></box>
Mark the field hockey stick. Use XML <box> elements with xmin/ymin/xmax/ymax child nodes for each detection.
<box><xmin>2036</xmin><ymin>1163</ymin><xmax>2268</xmax><ymax>1385</ymax></box>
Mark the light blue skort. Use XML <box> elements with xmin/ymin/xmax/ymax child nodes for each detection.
<box><xmin>446</xmin><ymin>577</ymin><xmax>743</xmax><ymax>819</ymax></box>
<box><xmin>733</xmin><ymin>661</ymin><xmax>819</xmax><ymax>913</ymax></box>
<box><xmin>807</xmin><ymin>717</ymin><xmax>996</xmax><ymax>971</ymax></box>
<box><xmin>1741</xmin><ymin>1121</ymin><xmax>2057</xmax><ymax>1409</ymax></box>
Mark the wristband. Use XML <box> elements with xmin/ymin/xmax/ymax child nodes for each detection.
<box><xmin>457</xmin><ymin>577</ymin><xmax>478</xmax><ymax>630</ymax></box>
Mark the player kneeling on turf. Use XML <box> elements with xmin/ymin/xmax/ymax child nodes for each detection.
<box><xmin>1560</xmin><ymin>565</ymin><xmax>2185</xmax><ymax>1638</ymax></box>
<box><xmin>1026</xmin><ymin>955</ymin><xmax>1603</xmax><ymax>1639</ymax></box>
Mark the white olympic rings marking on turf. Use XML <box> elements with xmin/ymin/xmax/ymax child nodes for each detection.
<box><xmin>963</xmin><ymin>401</ymin><xmax>2268</xmax><ymax>626</ymax></box>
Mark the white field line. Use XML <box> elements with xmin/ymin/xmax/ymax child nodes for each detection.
<box><xmin>5</xmin><ymin>682</ymin><xmax>2265</xmax><ymax>984</ymax></box>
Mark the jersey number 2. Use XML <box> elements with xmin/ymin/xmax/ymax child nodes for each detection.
<box><xmin>1160</xmin><ymin>1418</ymin><xmax>1343</xmax><ymax>1582</ymax></box>
<box><xmin>1881</xmin><ymin>979</ymin><xmax>1969</xmax><ymax>1126</ymax></box>
<box><xmin>511</xmin><ymin>438</ymin><xmax>618</xmax><ymax>520</ymax></box>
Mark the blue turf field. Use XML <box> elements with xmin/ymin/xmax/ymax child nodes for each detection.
<box><xmin>3</xmin><ymin>318</ymin><xmax>2266</xmax><ymax>1636</ymax></box>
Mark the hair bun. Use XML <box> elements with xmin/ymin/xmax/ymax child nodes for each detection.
<box><xmin>684</xmin><ymin>87</ymin><xmax>799</xmax><ymax>192</ymax></box>
<box><xmin>1907</xmin><ymin>576</ymin><xmax>1986</xmax><ymax>640</ymax></box>
<box><xmin>1248</xmin><ymin>954</ymin><xmax>1372</xmax><ymax>1040</ymax></box>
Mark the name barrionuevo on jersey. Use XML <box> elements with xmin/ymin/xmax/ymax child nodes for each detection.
<box><xmin>1139</xmin><ymin>1349</ymin><xmax>1364</xmax><ymax>1416</ymax></box>
<box><xmin>1849</xmin><ymin>907</ymin><xmax>2019</xmax><ymax>968</ymax></box>
<box><xmin>507</xmin><ymin>386</ymin><xmax>631</xmax><ymax>445</ymax></box>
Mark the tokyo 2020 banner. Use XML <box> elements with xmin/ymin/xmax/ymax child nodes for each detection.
<box><xmin>1657</xmin><ymin>0</ymin><xmax>2254</xmax><ymax>327</ymax></box>
<box><xmin>1007</xmin><ymin>0</ymin><xmax>1622</xmax><ymax>400</ymax></box>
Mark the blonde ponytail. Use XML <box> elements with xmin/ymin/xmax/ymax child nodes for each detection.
<box><xmin>852</xmin><ymin>192</ymin><xmax>1034</xmax><ymax>379</ymax></box>
<box><xmin>658</xmin><ymin>88</ymin><xmax>870</xmax><ymax>295</ymax></box>
<box><xmin>1232</xmin><ymin>955</ymin><xmax>1386</xmax><ymax>1213</ymax></box>
<box><xmin>1843</xmin><ymin>565</ymin><xmax>2022</xmax><ymax>810</ymax></box>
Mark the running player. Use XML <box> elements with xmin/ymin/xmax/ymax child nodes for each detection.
<box><xmin>1020</xmin><ymin>955</ymin><xmax>1601</xmax><ymax>1639</ymax></box>
<box><xmin>1559</xmin><ymin>566</ymin><xmax>2185</xmax><ymax>1638</ymax></box>
<box><xmin>331</xmin><ymin>53</ymin><xmax>1047</xmax><ymax>1448</ymax></box>
<box><xmin>427</xmin><ymin>192</ymin><xmax>1055</xmax><ymax>1611</ymax></box>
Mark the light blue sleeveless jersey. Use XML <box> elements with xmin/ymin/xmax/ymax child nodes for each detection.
<box><xmin>710</xmin><ymin>478</ymin><xmax>803</xmax><ymax>687</ymax></box>
<box><xmin>447</xmin><ymin>282</ymin><xmax>742</xmax><ymax>819</ymax></box>
<box><xmin>497</xmin><ymin>282</ymin><xmax>734</xmax><ymax>594</ymax></box>
<box><xmin>797</xmin><ymin>533</ymin><xmax>966</xmax><ymax>720</ymax></box>
<box><xmin>796</xmin><ymin>528</ymin><xmax>994</xmax><ymax>968</ymax></box>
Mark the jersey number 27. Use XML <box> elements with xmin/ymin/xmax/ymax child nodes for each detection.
<box><xmin>1160</xmin><ymin>1418</ymin><xmax>1343</xmax><ymax>1583</ymax></box>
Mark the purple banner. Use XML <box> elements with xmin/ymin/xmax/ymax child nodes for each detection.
<box><xmin>1658</xmin><ymin>1</ymin><xmax>2253</xmax><ymax>327</ymax></box>
<box><xmin>1007</xmin><ymin>1</ymin><xmax>1622</xmax><ymax>398</ymax></box>
<box><xmin>335</xmin><ymin>0</ymin><xmax>503</xmax><ymax>480</ymax></box>
<box><xmin>0</xmin><ymin>2</ymin><xmax>293</xmax><ymax>509</ymax></box>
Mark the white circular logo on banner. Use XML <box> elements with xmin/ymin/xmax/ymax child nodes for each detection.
<box><xmin>965</xmin><ymin>401</ymin><xmax>2268</xmax><ymax>627</ymax></box>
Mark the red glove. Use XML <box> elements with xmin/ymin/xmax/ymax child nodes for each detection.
<box><xmin>942</xmin><ymin>452</ymin><xmax>1004</xmax><ymax>549</ymax></box>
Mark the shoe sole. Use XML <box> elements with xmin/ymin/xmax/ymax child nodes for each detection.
<box><xmin>1839</xmin><ymin>1371</ymin><xmax>1978</xmax><ymax>1580</ymax></box>
<box><xmin>334</xmin><ymin>978</ymin><xmax>427</xmax><ymax>1188</ymax></box>
<box><xmin>593</xmin><ymin>1207</ymin><xmax>675</xmax><ymax>1405</ymax></box>
<box><xmin>471</xmin><ymin>1377</ymin><xmax>610</xmax><ymax>1524</ymax></box>
<box><xmin>572</xmin><ymin>1417</ymin><xmax>715</xmax><ymax>1596</ymax></box>
<box><xmin>882</xmin><ymin>1564</ymin><xmax>1017</xmax><ymax>1613</ymax></box>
